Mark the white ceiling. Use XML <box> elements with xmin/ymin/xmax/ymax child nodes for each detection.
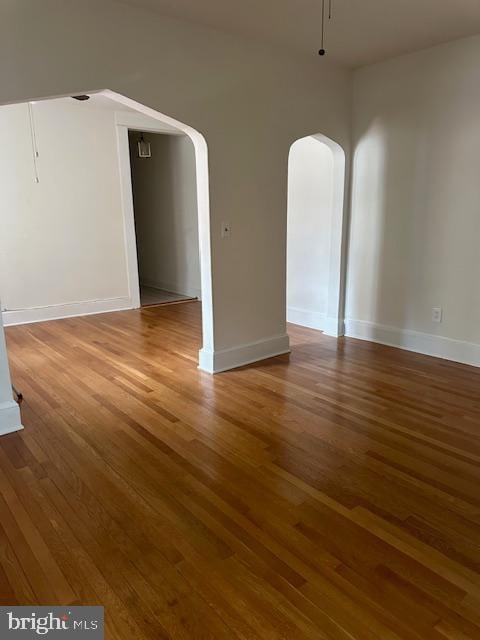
<box><xmin>118</xmin><ymin>0</ymin><xmax>480</xmax><ymax>67</ymax></box>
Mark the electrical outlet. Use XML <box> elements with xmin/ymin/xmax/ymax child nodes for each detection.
<box><xmin>432</xmin><ymin>307</ymin><xmax>443</xmax><ymax>323</ymax></box>
<box><xmin>221</xmin><ymin>222</ymin><xmax>231</xmax><ymax>238</ymax></box>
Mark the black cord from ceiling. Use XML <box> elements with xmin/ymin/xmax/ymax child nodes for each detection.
<box><xmin>319</xmin><ymin>0</ymin><xmax>326</xmax><ymax>55</ymax></box>
<box><xmin>319</xmin><ymin>0</ymin><xmax>333</xmax><ymax>56</ymax></box>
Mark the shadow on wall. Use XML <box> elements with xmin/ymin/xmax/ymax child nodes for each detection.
<box><xmin>346</xmin><ymin>100</ymin><xmax>480</xmax><ymax>363</ymax></box>
<box><xmin>347</xmin><ymin>116</ymin><xmax>427</xmax><ymax>341</ymax></box>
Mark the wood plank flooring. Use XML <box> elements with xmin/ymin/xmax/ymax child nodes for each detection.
<box><xmin>2</xmin><ymin>301</ymin><xmax>480</xmax><ymax>639</ymax></box>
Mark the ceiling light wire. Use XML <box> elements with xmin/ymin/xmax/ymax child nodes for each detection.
<box><xmin>319</xmin><ymin>0</ymin><xmax>326</xmax><ymax>55</ymax></box>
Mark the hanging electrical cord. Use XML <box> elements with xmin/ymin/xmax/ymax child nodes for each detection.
<box><xmin>319</xmin><ymin>0</ymin><xmax>326</xmax><ymax>55</ymax></box>
<box><xmin>319</xmin><ymin>0</ymin><xmax>333</xmax><ymax>56</ymax></box>
<box><xmin>28</xmin><ymin>102</ymin><xmax>40</xmax><ymax>183</ymax></box>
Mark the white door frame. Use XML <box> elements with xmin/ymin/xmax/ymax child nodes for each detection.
<box><xmin>116</xmin><ymin>122</ymin><xmax>141</xmax><ymax>309</ymax></box>
<box><xmin>114</xmin><ymin>114</ymin><xmax>186</xmax><ymax>310</ymax></box>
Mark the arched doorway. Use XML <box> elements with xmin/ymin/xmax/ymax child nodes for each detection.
<box><xmin>103</xmin><ymin>91</ymin><xmax>214</xmax><ymax>367</ymax></box>
<box><xmin>287</xmin><ymin>133</ymin><xmax>346</xmax><ymax>337</ymax></box>
<box><xmin>0</xmin><ymin>89</ymin><xmax>213</xmax><ymax>371</ymax></box>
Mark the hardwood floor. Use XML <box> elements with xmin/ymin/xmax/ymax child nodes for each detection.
<box><xmin>2</xmin><ymin>301</ymin><xmax>480</xmax><ymax>639</ymax></box>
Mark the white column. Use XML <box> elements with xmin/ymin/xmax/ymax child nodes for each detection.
<box><xmin>0</xmin><ymin>309</ymin><xmax>22</xmax><ymax>435</ymax></box>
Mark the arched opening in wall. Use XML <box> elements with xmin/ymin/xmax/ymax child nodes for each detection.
<box><xmin>0</xmin><ymin>89</ymin><xmax>213</xmax><ymax>368</ymax></box>
<box><xmin>286</xmin><ymin>133</ymin><xmax>346</xmax><ymax>338</ymax></box>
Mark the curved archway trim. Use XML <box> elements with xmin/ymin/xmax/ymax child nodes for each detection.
<box><xmin>103</xmin><ymin>90</ymin><xmax>214</xmax><ymax>360</ymax></box>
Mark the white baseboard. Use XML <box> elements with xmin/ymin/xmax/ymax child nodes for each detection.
<box><xmin>2</xmin><ymin>296</ymin><xmax>134</xmax><ymax>327</ymax></box>
<box><xmin>199</xmin><ymin>333</ymin><xmax>290</xmax><ymax>374</ymax></box>
<box><xmin>323</xmin><ymin>316</ymin><xmax>345</xmax><ymax>337</ymax></box>
<box><xmin>345</xmin><ymin>319</ymin><xmax>480</xmax><ymax>368</ymax></box>
<box><xmin>0</xmin><ymin>400</ymin><xmax>23</xmax><ymax>436</ymax></box>
<box><xmin>286</xmin><ymin>308</ymin><xmax>345</xmax><ymax>338</ymax></box>
<box><xmin>141</xmin><ymin>279</ymin><xmax>201</xmax><ymax>300</ymax></box>
<box><xmin>287</xmin><ymin>307</ymin><xmax>326</xmax><ymax>332</ymax></box>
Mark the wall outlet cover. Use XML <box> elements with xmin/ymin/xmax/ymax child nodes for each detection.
<box><xmin>432</xmin><ymin>307</ymin><xmax>443</xmax><ymax>323</ymax></box>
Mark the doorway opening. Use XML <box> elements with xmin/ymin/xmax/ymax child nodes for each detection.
<box><xmin>286</xmin><ymin>133</ymin><xmax>346</xmax><ymax>337</ymax></box>
<box><xmin>0</xmin><ymin>90</ymin><xmax>214</xmax><ymax>369</ymax></box>
<box><xmin>127</xmin><ymin>130</ymin><xmax>201</xmax><ymax>308</ymax></box>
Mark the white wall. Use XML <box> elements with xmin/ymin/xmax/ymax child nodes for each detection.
<box><xmin>287</xmin><ymin>136</ymin><xmax>333</xmax><ymax>331</ymax></box>
<box><xmin>0</xmin><ymin>0</ymin><xmax>351</xmax><ymax>393</ymax></box>
<box><xmin>346</xmin><ymin>34</ymin><xmax>480</xmax><ymax>367</ymax></box>
<box><xmin>0</xmin><ymin>99</ymin><xmax>131</xmax><ymax>323</ymax></box>
<box><xmin>129</xmin><ymin>132</ymin><xmax>201</xmax><ymax>298</ymax></box>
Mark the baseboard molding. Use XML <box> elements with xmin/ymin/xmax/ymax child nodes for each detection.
<box><xmin>345</xmin><ymin>319</ymin><xmax>480</xmax><ymax>368</ymax></box>
<box><xmin>323</xmin><ymin>316</ymin><xmax>345</xmax><ymax>338</ymax></box>
<box><xmin>287</xmin><ymin>307</ymin><xmax>326</xmax><ymax>332</ymax></box>
<box><xmin>286</xmin><ymin>308</ymin><xmax>345</xmax><ymax>338</ymax></box>
<box><xmin>2</xmin><ymin>296</ymin><xmax>134</xmax><ymax>327</ymax></box>
<box><xmin>199</xmin><ymin>333</ymin><xmax>290</xmax><ymax>374</ymax></box>
<box><xmin>141</xmin><ymin>280</ymin><xmax>201</xmax><ymax>300</ymax></box>
<box><xmin>0</xmin><ymin>400</ymin><xmax>23</xmax><ymax>436</ymax></box>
